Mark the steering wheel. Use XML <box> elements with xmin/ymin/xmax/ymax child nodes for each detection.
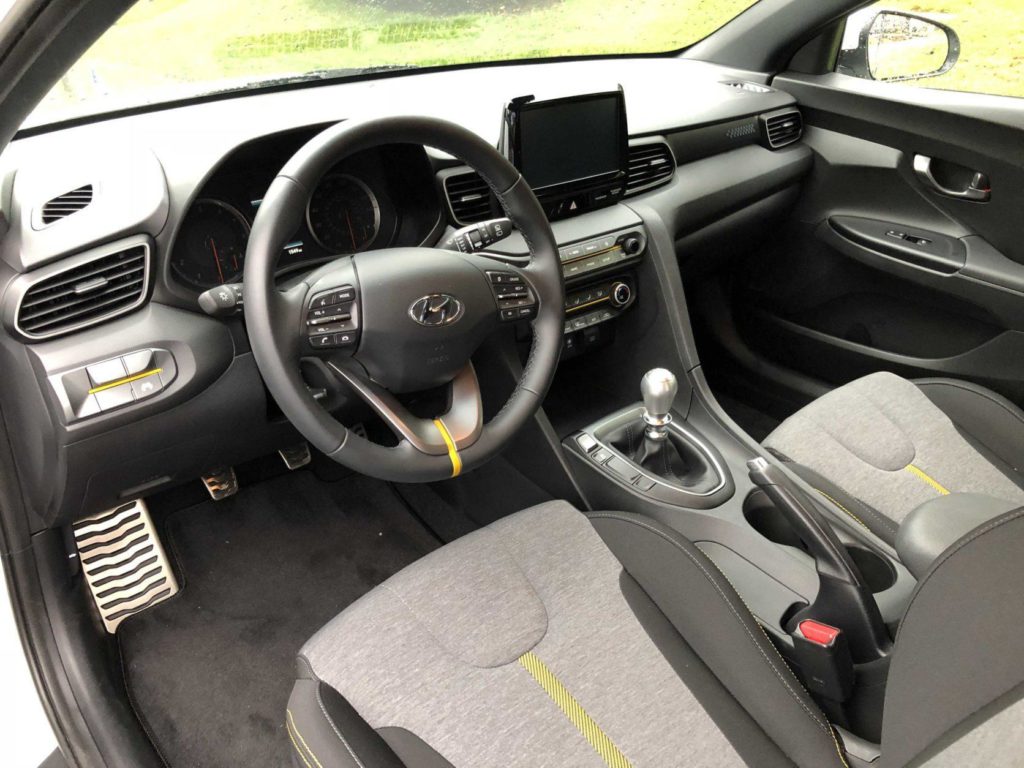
<box><xmin>243</xmin><ymin>116</ymin><xmax>564</xmax><ymax>483</ymax></box>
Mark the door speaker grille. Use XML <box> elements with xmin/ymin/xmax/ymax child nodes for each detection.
<box><xmin>73</xmin><ymin>499</ymin><xmax>179</xmax><ymax>633</ymax></box>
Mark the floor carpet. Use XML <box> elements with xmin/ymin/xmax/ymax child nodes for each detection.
<box><xmin>118</xmin><ymin>471</ymin><xmax>439</xmax><ymax>768</ymax></box>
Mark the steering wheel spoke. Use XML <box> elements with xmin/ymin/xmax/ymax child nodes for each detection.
<box><xmin>325</xmin><ymin>359</ymin><xmax>482</xmax><ymax>458</ymax></box>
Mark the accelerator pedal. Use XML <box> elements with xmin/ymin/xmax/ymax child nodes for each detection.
<box><xmin>201</xmin><ymin>467</ymin><xmax>238</xmax><ymax>500</ymax></box>
<box><xmin>73</xmin><ymin>500</ymin><xmax>179</xmax><ymax>633</ymax></box>
<box><xmin>278</xmin><ymin>442</ymin><xmax>312</xmax><ymax>470</ymax></box>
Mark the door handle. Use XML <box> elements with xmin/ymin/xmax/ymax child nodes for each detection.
<box><xmin>913</xmin><ymin>155</ymin><xmax>991</xmax><ymax>202</ymax></box>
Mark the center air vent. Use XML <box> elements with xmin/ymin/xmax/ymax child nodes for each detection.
<box><xmin>625</xmin><ymin>141</ymin><xmax>676</xmax><ymax>195</ymax></box>
<box><xmin>14</xmin><ymin>238</ymin><xmax>150</xmax><ymax>340</ymax></box>
<box><xmin>760</xmin><ymin>109</ymin><xmax>803</xmax><ymax>149</ymax></box>
<box><xmin>443</xmin><ymin>170</ymin><xmax>494</xmax><ymax>225</ymax></box>
<box><xmin>38</xmin><ymin>184</ymin><xmax>94</xmax><ymax>227</ymax></box>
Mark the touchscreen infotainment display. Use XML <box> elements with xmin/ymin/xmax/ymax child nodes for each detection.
<box><xmin>508</xmin><ymin>91</ymin><xmax>627</xmax><ymax>193</ymax></box>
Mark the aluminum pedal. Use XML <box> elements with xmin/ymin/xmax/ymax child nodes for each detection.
<box><xmin>73</xmin><ymin>500</ymin><xmax>179</xmax><ymax>633</ymax></box>
<box><xmin>201</xmin><ymin>467</ymin><xmax>238</xmax><ymax>500</ymax></box>
<box><xmin>278</xmin><ymin>442</ymin><xmax>311</xmax><ymax>470</ymax></box>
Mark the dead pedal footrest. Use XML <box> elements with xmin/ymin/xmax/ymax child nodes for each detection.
<box><xmin>73</xmin><ymin>499</ymin><xmax>179</xmax><ymax>633</ymax></box>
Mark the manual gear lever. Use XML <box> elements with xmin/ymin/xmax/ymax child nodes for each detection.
<box><xmin>641</xmin><ymin>368</ymin><xmax>677</xmax><ymax>440</ymax></box>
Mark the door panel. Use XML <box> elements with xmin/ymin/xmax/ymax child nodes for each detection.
<box><xmin>723</xmin><ymin>72</ymin><xmax>1024</xmax><ymax>408</ymax></box>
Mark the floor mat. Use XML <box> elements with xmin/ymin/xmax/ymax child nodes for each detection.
<box><xmin>118</xmin><ymin>471</ymin><xmax>439</xmax><ymax>768</ymax></box>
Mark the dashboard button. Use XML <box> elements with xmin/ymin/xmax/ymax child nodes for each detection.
<box><xmin>87</xmin><ymin>358</ymin><xmax>127</xmax><ymax>387</ymax></box>
<box><xmin>94</xmin><ymin>382</ymin><xmax>135</xmax><ymax>411</ymax></box>
<box><xmin>121</xmin><ymin>350</ymin><xmax>154</xmax><ymax>376</ymax></box>
<box><xmin>130</xmin><ymin>374</ymin><xmax>163</xmax><ymax>400</ymax></box>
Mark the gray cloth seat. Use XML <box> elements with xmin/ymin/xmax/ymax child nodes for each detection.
<box><xmin>762</xmin><ymin>372</ymin><xmax>1024</xmax><ymax>544</ymax></box>
<box><xmin>287</xmin><ymin>502</ymin><xmax>847</xmax><ymax>768</ymax></box>
<box><xmin>286</xmin><ymin>500</ymin><xmax>1024</xmax><ymax>767</ymax></box>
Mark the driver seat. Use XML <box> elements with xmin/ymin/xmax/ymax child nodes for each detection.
<box><xmin>286</xmin><ymin>501</ymin><xmax>1024</xmax><ymax>768</ymax></box>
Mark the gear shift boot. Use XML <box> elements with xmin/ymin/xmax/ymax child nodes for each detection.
<box><xmin>605</xmin><ymin>419</ymin><xmax>720</xmax><ymax>493</ymax></box>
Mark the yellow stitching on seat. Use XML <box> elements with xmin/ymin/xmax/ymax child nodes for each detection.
<box><xmin>286</xmin><ymin>718</ymin><xmax>314</xmax><ymax>768</ymax></box>
<box><xmin>905</xmin><ymin>465</ymin><xmax>950</xmax><ymax>495</ymax></box>
<box><xmin>518</xmin><ymin>651</ymin><xmax>633</xmax><ymax>768</ymax></box>
<box><xmin>288</xmin><ymin>709</ymin><xmax>324</xmax><ymax>768</ymax></box>
<box><xmin>433</xmin><ymin>418</ymin><xmax>462</xmax><ymax>477</ymax></box>
<box><xmin>814</xmin><ymin>489</ymin><xmax>870</xmax><ymax>532</ymax></box>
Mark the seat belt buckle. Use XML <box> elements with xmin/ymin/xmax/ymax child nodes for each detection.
<box><xmin>791</xmin><ymin>620</ymin><xmax>855</xmax><ymax>702</ymax></box>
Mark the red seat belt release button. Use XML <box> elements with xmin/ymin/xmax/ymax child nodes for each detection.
<box><xmin>798</xmin><ymin>619</ymin><xmax>841</xmax><ymax>647</ymax></box>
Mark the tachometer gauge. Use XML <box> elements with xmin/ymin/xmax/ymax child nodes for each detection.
<box><xmin>171</xmin><ymin>199</ymin><xmax>250</xmax><ymax>290</ymax></box>
<box><xmin>306</xmin><ymin>174</ymin><xmax>380</xmax><ymax>253</ymax></box>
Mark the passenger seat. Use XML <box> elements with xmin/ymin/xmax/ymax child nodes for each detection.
<box><xmin>762</xmin><ymin>372</ymin><xmax>1024</xmax><ymax>544</ymax></box>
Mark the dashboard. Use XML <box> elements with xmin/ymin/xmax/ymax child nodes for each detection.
<box><xmin>0</xmin><ymin>56</ymin><xmax>811</xmax><ymax>528</ymax></box>
<box><xmin>166</xmin><ymin>130</ymin><xmax>442</xmax><ymax>292</ymax></box>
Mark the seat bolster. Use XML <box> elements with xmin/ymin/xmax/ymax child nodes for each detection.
<box><xmin>286</xmin><ymin>656</ymin><xmax>407</xmax><ymax>768</ymax></box>
<box><xmin>914</xmin><ymin>378</ymin><xmax>1024</xmax><ymax>486</ymax></box>
<box><xmin>587</xmin><ymin>511</ymin><xmax>848</xmax><ymax>768</ymax></box>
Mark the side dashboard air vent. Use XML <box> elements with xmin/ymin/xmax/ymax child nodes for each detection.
<box><xmin>38</xmin><ymin>184</ymin><xmax>94</xmax><ymax>226</ymax></box>
<box><xmin>723</xmin><ymin>81</ymin><xmax>773</xmax><ymax>94</ymax></box>
<box><xmin>625</xmin><ymin>141</ymin><xmax>676</xmax><ymax>195</ymax></box>
<box><xmin>760</xmin><ymin>109</ymin><xmax>803</xmax><ymax>149</ymax></box>
<box><xmin>443</xmin><ymin>170</ymin><xmax>494</xmax><ymax>225</ymax></box>
<box><xmin>14</xmin><ymin>239</ymin><xmax>150</xmax><ymax>339</ymax></box>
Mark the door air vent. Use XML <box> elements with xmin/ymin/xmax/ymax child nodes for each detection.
<box><xmin>625</xmin><ymin>141</ymin><xmax>676</xmax><ymax>195</ymax></box>
<box><xmin>443</xmin><ymin>170</ymin><xmax>494</xmax><ymax>225</ymax></box>
<box><xmin>38</xmin><ymin>184</ymin><xmax>94</xmax><ymax>226</ymax></box>
<box><xmin>760</xmin><ymin>109</ymin><xmax>803</xmax><ymax>149</ymax></box>
<box><xmin>14</xmin><ymin>239</ymin><xmax>150</xmax><ymax>339</ymax></box>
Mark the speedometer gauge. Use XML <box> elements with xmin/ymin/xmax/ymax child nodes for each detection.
<box><xmin>306</xmin><ymin>174</ymin><xmax>380</xmax><ymax>253</ymax></box>
<box><xmin>171</xmin><ymin>199</ymin><xmax>250</xmax><ymax>289</ymax></box>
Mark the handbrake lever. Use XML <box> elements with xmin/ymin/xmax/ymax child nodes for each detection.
<box><xmin>748</xmin><ymin>458</ymin><xmax>891</xmax><ymax>662</ymax></box>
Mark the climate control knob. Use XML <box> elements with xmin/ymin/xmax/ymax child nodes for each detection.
<box><xmin>611</xmin><ymin>282</ymin><xmax>632</xmax><ymax>307</ymax></box>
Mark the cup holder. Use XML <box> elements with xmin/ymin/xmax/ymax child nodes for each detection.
<box><xmin>845</xmin><ymin>546</ymin><xmax>896</xmax><ymax>593</ymax></box>
<box><xmin>743</xmin><ymin>490</ymin><xmax>897</xmax><ymax>594</ymax></box>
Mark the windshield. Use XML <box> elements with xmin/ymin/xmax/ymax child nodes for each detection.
<box><xmin>27</xmin><ymin>0</ymin><xmax>760</xmax><ymax>128</ymax></box>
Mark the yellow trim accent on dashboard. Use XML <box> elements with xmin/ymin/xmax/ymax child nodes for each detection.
<box><xmin>433</xmin><ymin>418</ymin><xmax>462</xmax><ymax>478</ymax></box>
<box><xmin>88</xmin><ymin>368</ymin><xmax>163</xmax><ymax>395</ymax></box>
<box><xmin>565</xmin><ymin>297</ymin><xmax>611</xmax><ymax>315</ymax></box>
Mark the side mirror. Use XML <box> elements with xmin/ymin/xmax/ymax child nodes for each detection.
<box><xmin>837</xmin><ymin>10</ymin><xmax>960</xmax><ymax>82</ymax></box>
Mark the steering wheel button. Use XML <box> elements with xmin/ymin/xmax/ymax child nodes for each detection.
<box><xmin>309</xmin><ymin>335</ymin><xmax>334</xmax><ymax>349</ymax></box>
<box><xmin>335</xmin><ymin>333</ymin><xmax>356</xmax><ymax>346</ymax></box>
<box><xmin>499</xmin><ymin>308</ymin><xmax>518</xmax><ymax>321</ymax></box>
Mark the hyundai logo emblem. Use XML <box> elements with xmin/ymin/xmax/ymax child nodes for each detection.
<box><xmin>409</xmin><ymin>294</ymin><xmax>464</xmax><ymax>327</ymax></box>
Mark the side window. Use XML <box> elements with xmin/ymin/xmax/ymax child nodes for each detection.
<box><xmin>836</xmin><ymin>2</ymin><xmax>1022</xmax><ymax>100</ymax></box>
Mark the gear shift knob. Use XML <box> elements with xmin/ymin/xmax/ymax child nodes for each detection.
<box><xmin>641</xmin><ymin>368</ymin><xmax>677</xmax><ymax>439</ymax></box>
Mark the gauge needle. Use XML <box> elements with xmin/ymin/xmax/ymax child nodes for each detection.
<box><xmin>345</xmin><ymin>210</ymin><xmax>357</xmax><ymax>251</ymax></box>
<box><xmin>209</xmin><ymin>237</ymin><xmax>225</xmax><ymax>284</ymax></box>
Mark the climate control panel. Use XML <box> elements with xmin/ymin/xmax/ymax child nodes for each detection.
<box><xmin>559</xmin><ymin>227</ymin><xmax>645</xmax><ymax>281</ymax></box>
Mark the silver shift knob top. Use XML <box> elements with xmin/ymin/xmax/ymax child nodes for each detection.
<box><xmin>641</xmin><ymin>368</ymin><xmax>677</xmax><ymax>433</ymax></box>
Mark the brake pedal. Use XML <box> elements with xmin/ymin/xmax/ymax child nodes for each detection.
<box><xmin>278</xmin><ymin>442</ymin><xmax>311</xmax><ymax>470</ymax></box>
<box><xmin>201</xmin><ymin>467</ymin><xmax>238</xmax><ymax>500</ymax></box>
<box><xmin>73</xmin><ymin>500</ymin><xmax>179</xmax><ymax>633</ymax></box>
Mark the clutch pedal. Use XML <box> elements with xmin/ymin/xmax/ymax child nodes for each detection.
<box><xmin>278</xmin><ymin>442</ymin><xmax>311</xmax><ymax>470</ymax></box>
<box><xmin>201</xmin><ymin>467</ymin><xmax>238</xmax><ymax>500</ymax></box>
<box><xmin>73</xmin><ymin>499</ymin><xmax>179</xmax><ymax>633</ymax></box>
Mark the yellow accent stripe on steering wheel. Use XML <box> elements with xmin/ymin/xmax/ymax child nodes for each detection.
<box><xmin>433</xmin><ymin>418</ymin><xmax>462</xmax><ymax>478</ymax></box>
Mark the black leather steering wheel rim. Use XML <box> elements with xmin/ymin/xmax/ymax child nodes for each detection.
<box><xmin>243</xmin><ymin>116</ymin><xmax>564</xmax><ymax>482</ymax></box>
